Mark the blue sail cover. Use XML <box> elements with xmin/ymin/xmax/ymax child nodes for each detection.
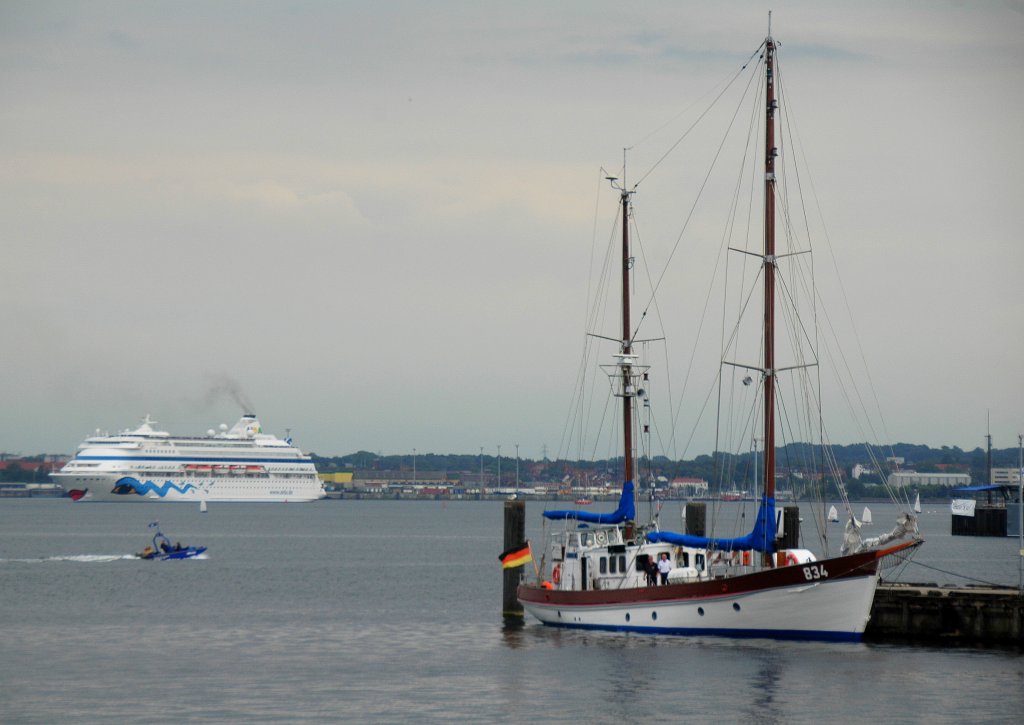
<box><xmin>543</xmin><ymin>481</ymin><xmax>636</xmax><ymax>524</ymax></box>
<box><xmin>646</xmin><ymin>496</ymin><xmax>777</xmax><ymax>553</ymax></box>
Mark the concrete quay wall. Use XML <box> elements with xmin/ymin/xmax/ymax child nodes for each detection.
<box><xmin>867</xmin><ymin>582</ymin><xmax>1024</xmax><ymax>645</ymax></box>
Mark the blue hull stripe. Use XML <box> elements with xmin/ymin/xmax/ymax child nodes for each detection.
<box><xmin>75</xmin><ymin>455</ymin><xmax>313</xmax><ymax>464</ymax></box>
<box><xmin>539</xmin><ymin>621</ymin><xmax>863</xmax><ymax>643</ymax></box>
<box><xmin>120</xmin><ymin>478</ymin><xmax>196</xmax><ymax>497</ymax></box>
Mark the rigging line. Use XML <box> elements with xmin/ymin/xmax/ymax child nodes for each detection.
<box><xmin>559</xmin><ymin>331</ymin><xmax>595</xmax><ymax>462</ymax></box>
<box><xmin>774</xmin><ymin>267</ymin><xmax>820</xmax><ymax>366</ymax></box>
<box><xmin>558</xmin><ymin>171</ymin><xmax>614</xmax><ymax>461</ymax></box>
<box><xmin>682</xmin><ymin>267</ymin><xmax>764</xmax><ymax>468</ymax></box>
<box><xmin>777</xmin><ymin>203</ymin><xmax>891</xmax><ymax>501</ymax></box>
<box><xmin>780</xmin><ymin>61</ymin><xmax>897</xmax><ymax>462</ymax></box>
<box><xmin>633</xmin><ymin>42</ymin><xmax>766</xmax><ymax>189</ymax></box>
<box><xmin>672</xmin><ymin>233</ymin><xmax>764</xmax><ymax>458</ymax></box>
<box><xmin>904</xmin><ymin>559</ymin><xmax>1008</xmax><ymax>588</ymax></box>
<box><xmin>586</xmin><ymin>386</ymin><xmax>615</xmax><ymax>469</ymax></box>
<box><xmin>775</xmin><ymin>58</ymin><xmax>903</xmax><ymax>514</ymax></box>
<box><xmin>578</xmin><ymin>203</ymin><xmax>623</xmax><ymax>459</ymax></box>
<box><xmin>637</xmin><ymin>54</ymin><xmax>764</xmax><ymax>329</ymax></box>
<box><xmin>627</xmin><ymin>209</ymin><xmax>677</xmax><ymax>458</ymax></box>
<box><xmin>772</xmin><ymin>66</ymin><xmax>834</xmax><ymax>528</ymax></box>
<box><xmin>713</xmin><ymin>91</ymin><xmax>762</xmax><ymax>496</ymax></box>
<box><xmin>711</xmin><ymin>73</ymin><xmax>764</xmax><ymax>467</ymax></box>
<box><xmin>664</xmin><ymin>63</ymin><xmax>766</xmax><ymax>459</ymax></box>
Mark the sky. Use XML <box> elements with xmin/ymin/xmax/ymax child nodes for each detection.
<box><xmin>1</xmin><ymin>1</ymin><xmax>1022</xmax><ymax>461</ymax></box>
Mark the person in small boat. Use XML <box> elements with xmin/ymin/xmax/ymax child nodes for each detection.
<box><xmin>174</xmin><ymin>542</ymin><xmax>182</xmax><ymax>552</ymax></box>
<box><xmin>139</xmin><ymin>545</ymin><xmax>156</xmax><ymax>559</ymax></box>
<box><xmin>160</xmin><ymin>539</ymin><xmax>171</xmax><ymax>554</ymax></box>
<box><xmin>643</xmin><ymin>555</ymin><xmax>658</xmax><ymax>586</ymax></box>
<box><xmin>657</xmin><ymin>552</ymin><xmax>673</xmax><ymax>585</ymax></box>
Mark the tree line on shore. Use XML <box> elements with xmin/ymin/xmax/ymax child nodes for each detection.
<box><xmin>312</xmin><ymin>441</ymin><xmax>1021</xmax><ymax>500</ymax></box>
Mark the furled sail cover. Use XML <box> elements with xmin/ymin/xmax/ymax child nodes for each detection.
<box><xmin>646</xmin><ymin>496</ymin><xmax>777</xmax><ymax>553</ymax></box>
<box><xmin>543</xmin><ymin>481</ymin><xmax>636</xmax><ymax>523</ymax></box>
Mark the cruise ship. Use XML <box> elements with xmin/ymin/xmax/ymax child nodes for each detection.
<box><xmin>54</xmin><ymin>414</ymin><xmax>325</xmax><ymax>502</ymax></box>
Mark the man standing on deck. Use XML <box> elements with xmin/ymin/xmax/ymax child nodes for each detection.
<box><xmin>657</xmin><ymin>552</ymin><xmax>672</xmax><ymax>585</ymax></box>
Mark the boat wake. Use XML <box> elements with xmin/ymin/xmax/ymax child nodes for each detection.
<box><xmin>0</xmin><ymin>553</ymin><xmax>208</xmax><ymax>563</ymax></box>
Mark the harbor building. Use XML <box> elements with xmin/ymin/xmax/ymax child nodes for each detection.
<box><xmin>991</xmin><ymin>467</ymin><xmax>1022</xmax><ymax>486</ymax></box>
<box><xmin>887</xmin><ymin>471</ymin><xmax>970</xmax><ymax>488</ymax></box>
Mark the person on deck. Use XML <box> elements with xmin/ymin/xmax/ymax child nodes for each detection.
<box><xmin>644</xmin><ymin>555</ymin><xmax>658</xmax><ymax>586</ymax></box>
<box><xmin>657</xmin><ymin>552</ymin><xmax>672</xmax><ymax>585</ymax></box>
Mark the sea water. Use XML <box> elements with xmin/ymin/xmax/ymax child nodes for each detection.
<box><xmin>1</xmin><ymin>499</ymin><xmax>1021</xmax><ymax>724</ymax></box>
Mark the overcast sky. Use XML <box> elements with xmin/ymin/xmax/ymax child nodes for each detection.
<box><xmin>2</xmin><ymin>1</ymin><xmax>1022</xmax><ymax>460</ymax></box>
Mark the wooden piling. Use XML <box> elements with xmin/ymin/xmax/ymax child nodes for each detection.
<box><xmin>779</xmin><ymin>505</ymin><xmax>800</xmax><ymax>549</ymax></box>
<box><xmin>502</xmin><ymin>499</ymin><xmax>526</xmax><ymax>619</ymax></box>
<box><xmin>685</xmin><ymin>502</ymin><xmax>706</xmax><ymax>537</ymax></box>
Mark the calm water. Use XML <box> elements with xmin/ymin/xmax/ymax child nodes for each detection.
<box><xmin>1</xmin><ymin>499</ymin><xmax>1022</xmax><ymax>724</ymax></box>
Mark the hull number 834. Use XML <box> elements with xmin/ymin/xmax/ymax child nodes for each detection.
<box><xmin>802</xmin><ymin>564</ymin><xmax>829</xmax><ymax>581</ymax></box>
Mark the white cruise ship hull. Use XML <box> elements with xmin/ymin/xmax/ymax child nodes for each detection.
<box><xmin>54</xmin><ymin>414</ymin><xmax>325</xmax><ymax>503</ymax></box>
<box><xmin>60</xmin><ymin>473</ymin><xmax>324</xmax><ymax>503</ymax></box>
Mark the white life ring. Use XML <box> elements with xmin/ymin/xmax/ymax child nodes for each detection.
<box><xmin>595</xmin><ymin>531</ymin><xmax>608</xmax><ymax>546</ymax></box>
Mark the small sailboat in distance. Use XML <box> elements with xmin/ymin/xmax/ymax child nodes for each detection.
<box><xmin>913</xmin><ymin>492</ymin><xmax>921</xmax><ymax>514</ymax></box>
<box><xmin>862</xmin><ymin>507</ymin><xmax>873</xmax><ymax>525</ymax></box>
<box><xmin>828</xmin><ymin>505</ymin><xmax>839</xmax><ymax>523</ymax></box>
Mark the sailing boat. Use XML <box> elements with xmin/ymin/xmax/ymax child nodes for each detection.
<box><xmin>913</xmin><ymin>492</ymin><xmax>922</xmax><ymax>514</ymax></box>
<box><xmin>518</xmin><ymin>29</ymin><xmax>922</xmax><ymax>642</ymax></box>
<box><xmin>862</xmin><ymin>507</ymin><xmax>873</xmax><ymax>525</ymax></box>
<box><xmin>828</xmin><ymin>505</ymin><xmax>839</xmax><ymax>523</ymax></box>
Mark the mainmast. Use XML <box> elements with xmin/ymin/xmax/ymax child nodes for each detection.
<box><xmin>762</xmin><ymin>35</ymin><xmax>778</xmax><ymax>561</ymax></box>
<box><xmin>620</xmin><ymin>186</ymin><xmax>634</xmax><ymax>487</ymax></box>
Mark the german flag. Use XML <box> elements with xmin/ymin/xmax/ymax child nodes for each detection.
<box><xmin>498</xmin><ymin>541</ymin><xmax>532</xmax><ymax>569</ymax></box>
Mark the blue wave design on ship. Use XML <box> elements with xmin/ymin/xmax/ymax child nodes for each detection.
<box><xmin>114</xmin><ymin>477</ymin><xmax>195</xmax><ymax>498</ymax></box>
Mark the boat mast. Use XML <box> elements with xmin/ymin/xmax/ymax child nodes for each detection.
<box><xmin>620</xmin><ymin>184</ymin><xmax>634</xmax><ymax>487</ymax></box>
<box><xmin>762</xmin><ymin>35</ymin><xmax>777</xmax><ymax>561</ymax></box>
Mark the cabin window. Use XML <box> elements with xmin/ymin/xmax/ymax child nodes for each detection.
<box><xmin>599</xmin><ymin>557</ymin><xmax>607</xmax><ymax>574</ymax></box>
<box><xmin>679</xmin><ymin>552</ymin><xmax>690</xmax><ymax>567</ymax></box>
<box><xmin>695</xmin><ymin>553</ymin><xmax>706</xmax><ymax>572</ymax></box>
<box><xmin>618</xmin><ymin>555</ymin><xmax>626</xmax><ymax>572</ymax></box>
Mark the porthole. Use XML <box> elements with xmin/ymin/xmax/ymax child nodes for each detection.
<box><xmin>651</xmin><ymin>611</ymin><xmax>658</xmax><ymax>621</ymax></box>
<box><xmin>697</xmin><ymin>607</ymin><xmax>705</xmax><ymax>616</ymax></box>
<box><xmin>625</xmin><ymin>613</ymin><xmax>631</xmax><ymax>623</ymax></box>
<box><xmin>733</xmin><ymin>602</ymin><xmax>741</xmax><ymax>612</ymax></box>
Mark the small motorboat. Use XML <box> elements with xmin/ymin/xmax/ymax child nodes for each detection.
<box><xmin>136</xmin><ymin>522</ymin><xmax>206</xmax><ymax>560</ymax></box>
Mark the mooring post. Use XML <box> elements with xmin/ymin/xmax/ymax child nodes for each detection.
<box><xmin>780</xmin><ymin>505</ymin><xmax>800</xmax><ymax>549</ymax></box>
<box><xmin>685</xmin><ymin>502</ymin><xmax>706</xmax><ymax>537</ymax></box>
<box><xmin>503</xmin><ymin>499</ymin><xmax>526</xmax><ymax>619</ymax></box>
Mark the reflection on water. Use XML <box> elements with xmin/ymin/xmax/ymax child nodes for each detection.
<box><xmin>745</xmin><ymin>647</ymin><xmax>783</xmax><ymax>724</ymax></box>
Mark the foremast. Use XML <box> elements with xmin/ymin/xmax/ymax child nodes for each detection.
<box><xmin>618</xmin><ymin>185</ymin><xmax>635</xmax><ymax>491</ymax></box>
